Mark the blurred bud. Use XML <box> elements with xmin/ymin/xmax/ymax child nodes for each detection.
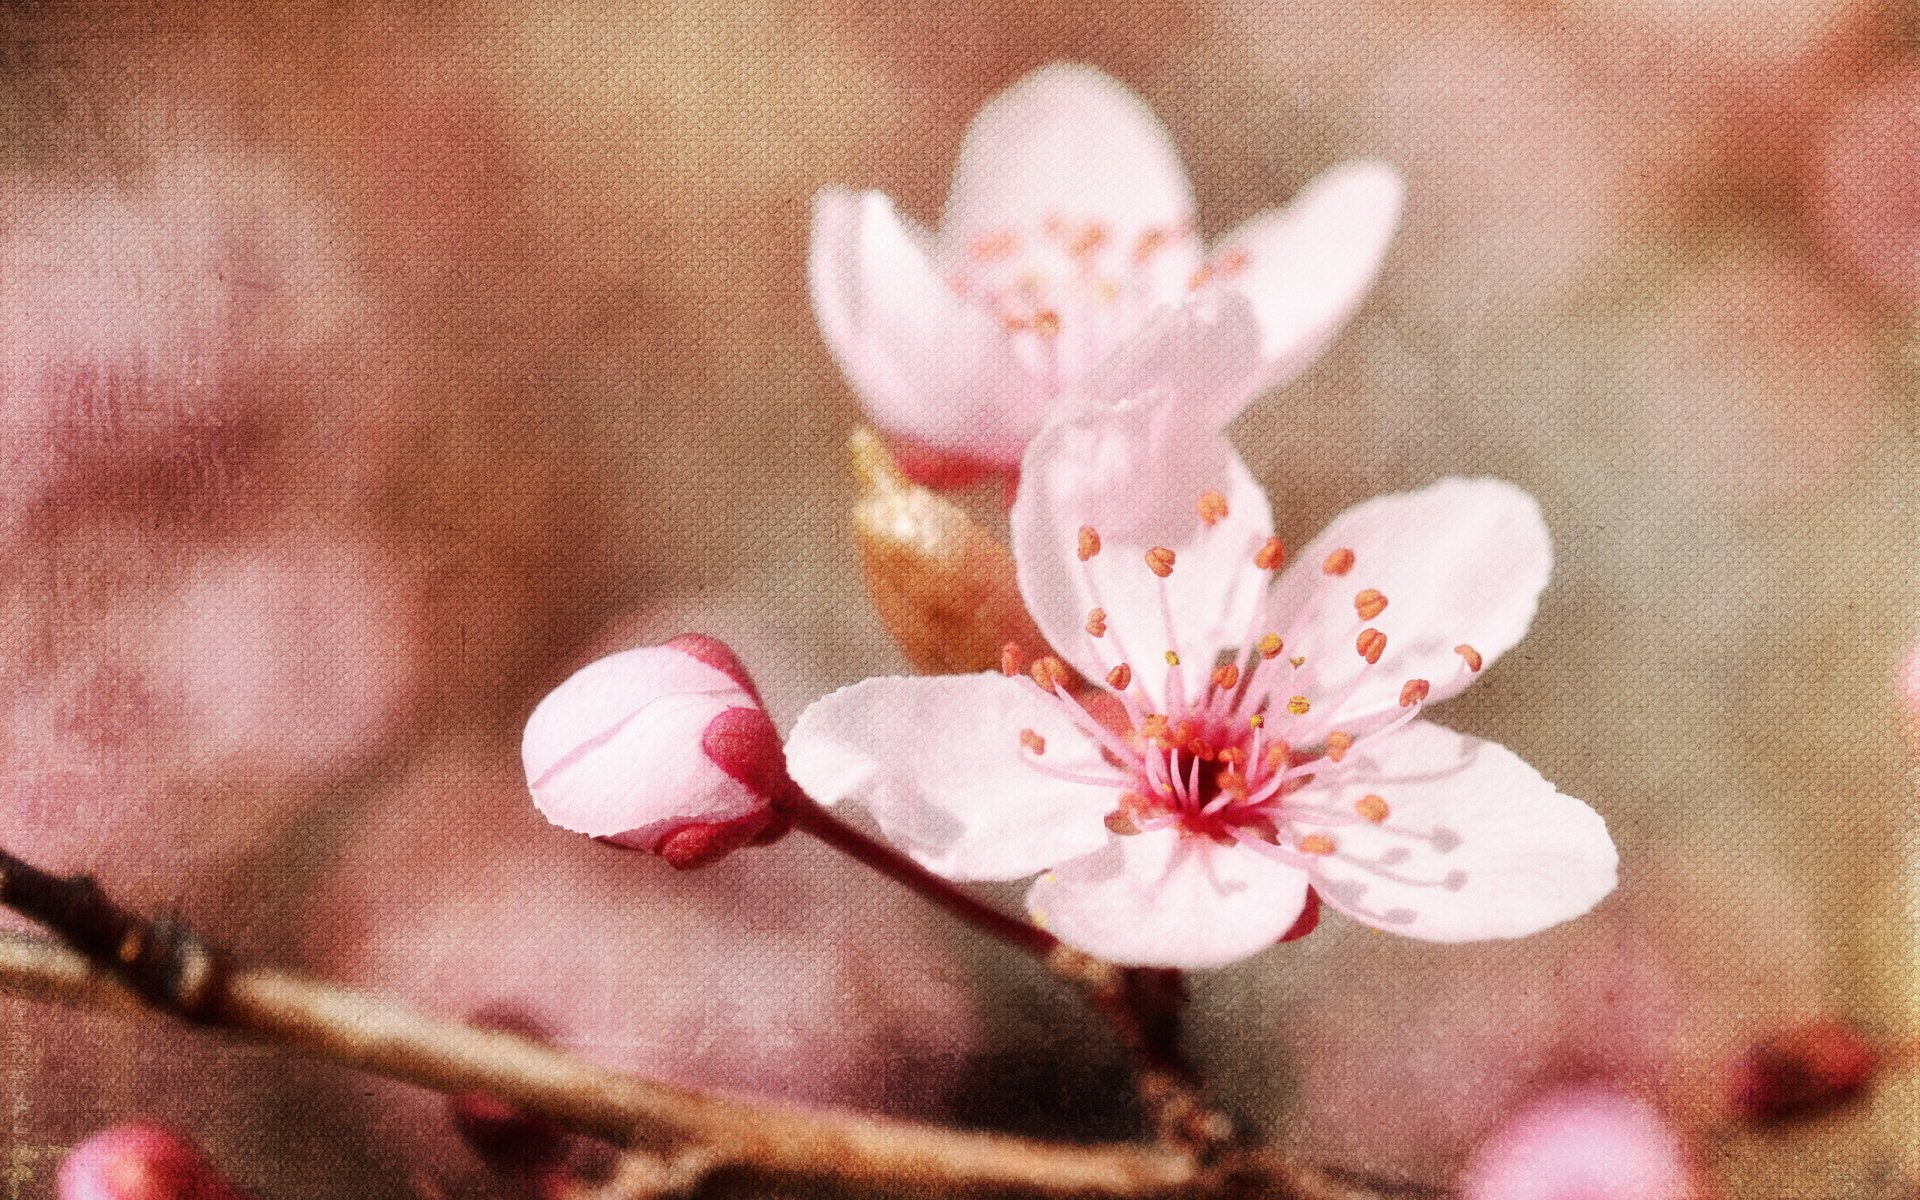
<box><xmin>1459</xmin><ymin>1086</ymin><xmax>1695</xmax><ymax>1200</ymax></box>
<box><xmin>57</xmin><ymin>1122</ymin><xmax>249</xmax><ymax>1200</ymax></box>
<box><xmin>448</xmin><ymin>1005</ymin><xmax>569</xmax><ymax>1175</ymax></box>
<box><xmin>849</xmin><ymin>427</ymin><xmax>1053</xmax><ymax>676</ymax></box>
<box><xmin>523</xmin><ymin>634</ymin><xmax>791</xmax><ymax>868</ymax></box>
<box><xmin>1726</xmin><ymin>1018</ymin><xmax>1878</xmax><ymax>1125</ymax></box>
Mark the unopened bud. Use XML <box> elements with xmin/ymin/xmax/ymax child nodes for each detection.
<box><xmin>449</xmin><ymin>1005</ymin><xmax>569</xmax><ymax>1174</ymax></box>
<box><xmin>58</xmin><ymin>1123</ymin><xmax>249</xmax><ymax>1200</ymax></box>
<box><xmin>523</xmin><ymin>634</ymin><xmax>791</xmax><ymax>868</ymax></box>
<box><xmin>1727</xmin><ymin>1018</ymin><xmax>1879</xmax><ymax>1125</ymax></box>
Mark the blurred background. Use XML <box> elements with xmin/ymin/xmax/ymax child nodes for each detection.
<box><xmin>3</xmin><ymin>1</ymin><xmax>1919</xmax><ymax>1196</ymax></box>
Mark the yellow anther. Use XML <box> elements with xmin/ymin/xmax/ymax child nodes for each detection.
<box><xmin>1078</xmin><ymin>526</ymin><xmax>1101</xmax><ymax>561</ymax></box>
<box><xmin>1287</xmin><ymin>695</ymin><xmax>1311</xmax><ymax>716</ymax></box>
<box><xmin>1258</xmin><ymin>633</ymin><xmax>1284</xmax><ymax>660</ymax></box>
<box><xmin>1165</xmin><ymin>650</ymin><xmax>1181</xmax><ymax>667</ymax></box>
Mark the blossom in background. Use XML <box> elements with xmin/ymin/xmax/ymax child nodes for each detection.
<box><xmin>809</xmin><ymin>62</ymin><xmax>1403</xmax><ymax>480</ymax></box>
<box><xmin>522</xmin><ymin>634</ymin><xmax>792</xmax><ymax>867</ymax></box>
<box><xmin>1458</xmin><ymin>1087</ymin><xmax>1694</xmax><ymax>1200</ymax></box>
<box><xmin>58</xmin><ymin>1122</ymin><xmax>251</xmax><ymax>1200</ymax></box>
<box><xmin>786</xmin><ymin>301</ymin><xmax>1615</xmax><ymax>968</ymax></box>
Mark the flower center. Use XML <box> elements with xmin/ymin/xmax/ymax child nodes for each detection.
<box><xmin>945</xmin><ymin>214</ymin><xmax>1197</xmax><ymax>385</ymax></box>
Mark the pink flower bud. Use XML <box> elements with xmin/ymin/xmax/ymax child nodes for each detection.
<box><xmin>448</xmin><ymin>1005</ymin><xmax>570</xmax><ymax>1174</ymax></box>
<box><xmin>58</xmin><ymin>1122</ymin><xmax>249</xmax><ymax>1200</ymax></box>
<box><xmin>522</xmin><ymin>634</ymin><xmax>791</xmax><ymax>868</ymax></box>
<box><xmin>1459</xmin><ymin>1087</ymin><xmax>1694</xmax><ymax>1200</ymax></box>
<box><xmin>1726</xmin><ymin>1018</ymin><xmax>1878</xmax><ymax>1126</ymax></box>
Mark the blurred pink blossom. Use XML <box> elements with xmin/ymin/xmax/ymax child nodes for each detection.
<box><xmin>786</xmin><ymin>302</ymin><xmax>1614</xmax><ymax>967</ymax></box>
<box><xmin>1458</xmin><ymin>1086</ymin><xmax>1694</xmax><ymax>1200</ymax></box>
<box><xmin>523</xmin><ymin>635</ymin><xmax>792</xmax><ymax>868</ymax></box>
<box><xmin>58</xmin><ymin>1122</ymin><xmax>250</xmax><ymax>1200</ymax></box>
<box><xmin>810</xmin><ymin>62</ymin><xmax>1400</xmax><ymax>479</ymax></box>
<box><xmin>1814</xmin><ymin>61</ymin><xmax>1920</xmax><ymax>307</ymax></box>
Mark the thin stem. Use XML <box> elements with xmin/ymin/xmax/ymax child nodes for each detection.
<box><xmin>780</xmin><ymin>790</ymin><xmax>1061</xmax><ymax>961</ymax></box>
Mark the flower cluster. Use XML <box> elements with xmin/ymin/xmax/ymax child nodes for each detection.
<box><xmin>525</xmin><ymin>64</ymin><xmax>1616</xmax><ymax>971</ymax></box>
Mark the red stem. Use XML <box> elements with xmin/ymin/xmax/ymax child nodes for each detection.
<box><xmin>779</xmin><ymin>790</ymin><xmax>1060</xmax><ymax>960</ymax></box>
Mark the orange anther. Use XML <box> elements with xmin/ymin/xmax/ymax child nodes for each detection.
<box><xmin>1399</xmin><ymin>678</ymin><xmax>1431</xmax><ymax>707</ymax></box>
<box><xmin>1030</xmin><ymin>655</ymin><xmax>1070</xmax><ymax>693</ymax></box>
<box><xmin>1000</xmin><ymin>642</ymin><xmax>1025</xmax><ymax>678</ymax></box>
<box><xmin>1187</xmin><ymin>738</ymin><xmax>1216</xmax><ymax>761</ymax></box>
<box><xmin>1455</xmin><ymin>644</ymin><xmax>1484</xmax><ymax>672</ymax></box>
<box><xmin>1078</xmin><ymin>526</ymin><xmax>1102</xmax><ymax>561</ymax></box>
<box><xmin>1069</xmin><ymin>223</ymin><xmax>1110</xmax><ymax>259</ymax></box>
<box><xmin>1197</xmin><ymin>489</ymin><xmax>1229</xmax><ymax>526</ymax></box>
<box><xmin>1211</xmin><ymin>663</ymin><xmax>1241</xmax><ymax>691</ymax></box>
<box><xmin>1324</xmin><ymin>731</ymin><xmax>1353</xmax><ymax>762</ymax></box>
<box><xmin>1106</xmin><ymin>663</ymin><xmax>1133</xmax><ymax>691</ymax></box>
<box><xmin>1354</xmin><ymin>794</ymin><xmax>1389</xmax><ymax>823</ymax></box>
<box><xmin>1145</xmin><ymin>546</ymin><xmax>1177</xmax><ymax>578</ymax></box>
<box><xmin>1187</xmin><ymin>263</ymin><xmax>1216</xmax><ymax>290</ymax></box>
<box><xmin>1356</xmin><ymin>628</ymin><xmax>1387</xmax><ymax>665</ymax></box>
<box><xmin>1085</xmin><ymin>607</ymin><xmax>1108</xmax><ymax>638</ymax></box>
<box><xmin>1258</xmin><ymin>633</ymin><xmax>1284</xmax><ymax>660</ymax></box>
<box><xmin>1287</xmin><ymin>695</ymin><xmax>1311</xmax><ymax>716</ymax></box>
<box><xmin>1141</xmin><ymin>713</ymin><xmax>1170</xmax><ymax>743</ymax></box>
<box><xmin>968</xmin><ymin>229</ymin><xmax>1017</xmax><ymax>262</ymax></box>
<box><xmin>1217</xmin><ymin>246</ymin><xmax>1251</xmax><ymax>276</ymax></box>
<box><xmin>1217</xmin><ymin>746</ymin><xmax>1245</xmax><ymax>766</ymax></box>
<box><xmin>1323</xmin><ymin>547</ymin><xmax>1356</xmax><ymax>576</ymax></box>
<box><xmin>1020</xmin><ymin>728</ymin><xmax>1047</xmax><ymax>755</ymax></box>
<box><xmin>1254</xmin><ymin>537</ymin><xmax>1286</xmax><ymax>571</ymax></box>
<box><xmin>1263</xmin><ymin>742</ymin><xmax>1290</xmax><ymax>771</ymax></box>
<box><xmin>1032</xmin><ymin>309</ymin><xmax>1062</xmax><ymax>338</ymax></box>
<box><xmin>1299</xmin><ymin>834</ymin><xmax>1338</xmax><ymax>856</ymax></box>
<box><xmin>1132</xmin><ymin>226</ymin><xmax>1168</xmax><ymax>265</ymax></box>
<box><xmin>1354</xmin><ymin>589</ymin><xmax>1388</xmax><ymax>620</ymax></box>
<box><xmin>1104</xmin><ymin>808</ymin><xmax>1141</xmax><ymax>836</ymax></box>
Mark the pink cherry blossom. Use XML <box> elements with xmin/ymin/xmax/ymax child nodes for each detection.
<box><xmin>809</xmin><ymin>62</ymin><xmax>1403</xmax><ymax>476</ymax></box>
<box><xmin>522</xmin><ymin>634</ymin><xmax>792</xmax><ymax>867</ymax></box>
<box><xmin>1458</xmin><ymin>1086</ymin><xmax>1694</xmax><ymax>1200</ymax></box>
<box><xmin>786</xmin><ymin>300</ymin><xmax>1615</xmax><ymax>968</ymax></box>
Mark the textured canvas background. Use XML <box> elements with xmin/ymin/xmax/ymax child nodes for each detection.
<box><xmin>3</xmin><ymin>3</ymin><xmax>1918</xmax><ymax>1196</ymax></box>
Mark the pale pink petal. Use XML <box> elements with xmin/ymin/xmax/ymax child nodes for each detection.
<box><xmin>1206</xmin><ymin>161</ymin><xmax>1403</xmax><ymax>401</ymax></box>
<box><xmin>1261</xmin><ymin>477</ymin><xmax>1551</xmax><ymax>733</ymax></box>
<box><xmin>1460</xmin><ymin>1086</ymin><xmax>1692</xmax><ymax>1200</ymax></box>
<box><xmin>784</xmin><ymin>673</ymin><xmax>1118</xmax><ymax>881</ymax></box>
<box><xmin>940</xmin><ymin>64</ymin><xmax>1196</xmax><ymax>299</ymax></box>
<box><xmin>1026</xmin><ymin>827</ymin><xmax>1310</xmax><ymax>968</ymax></box>
<box><xmin>809</xmin><ymin>187</ymin><xmax>1046</xmax><ymax>465</ymax></box>
<box><xmin>522</xmin><ymin>647</ymin><xmax>760</xmax><ymax>839</ymax></box>
<box><xmin>1297</xmin><ymin>721</ymin><xmax>1616</xmax><ymax>942</ymax></box>
<box><xmin>1012</xmin><ymin>299</ymin><xmax>1273</xmax><ymax>708</ymax></box>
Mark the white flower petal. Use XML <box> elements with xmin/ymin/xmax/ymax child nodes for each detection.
<box><xmin>941</xmin><ymin>63</ymin><xmax>1196</xmax><ymax>303</ymax></box>
<box><xmin>1012</xmin><ymin>300</ymin><xmax>1274</xmax><ymax>708</ymax></box>
<box><xmin>1295</xmin><ymin>720</ymin><xmax>1616</xmax><ymax>942</ymax></box>
<box><xmin>1260</xmin><ymin>477</ymin><xmax>1552</xmax><ymax>734</ymax></box>
<box><xmin>808</xmin><ymin>187</ymin><xmax>1047</xmax><ymax>465</ymax></box>
<box><xmin>1027</xmin><ymin>827</ymin><xmax>1311</xmax><ymax>968</ymax></box>
<box><xmin>784</xmin><ymin>673</ymin><xmax>1119</xmax><ymax>881</ymax></box>
<box><xmin>522</xmin><ymin>647</ymin><xmax>760</xmax><ymax>840</ymax></box>
<box><xmin>1208</xmin><ymin>161</ymin><xmax>1403</xmax><ymax>398</ymax></box>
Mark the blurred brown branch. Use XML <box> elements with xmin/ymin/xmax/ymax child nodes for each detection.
<box><xmin>0</xmin><ymin>845</ymin><xmax>1425</xmax><ymax>1200</ymax></box>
